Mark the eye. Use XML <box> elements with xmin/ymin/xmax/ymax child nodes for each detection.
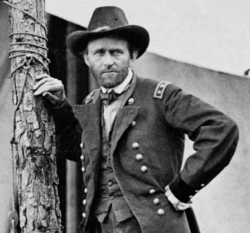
<box><xmin>113</xmin><ymin>50</ymin><xmax>122</xmax><ymax>55</ymax></box>
<box><xmin>95</xmin><ymin>49</ymin><xmax>105</xmax><ymax>55</ymax></box>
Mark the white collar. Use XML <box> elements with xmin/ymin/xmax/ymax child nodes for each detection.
<box><xmin>101</xmin><ymin>68</ymin><xmax>133</xmax><ymax>94</ymax></box>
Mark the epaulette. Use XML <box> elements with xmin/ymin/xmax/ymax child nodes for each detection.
<box><xmin>85</xmin><ymin>89</ymin><xmax>98</xmax><ymax>104</ymax></box>
<box><xmin>153</xmin><ymin>81</ymin><xmax>171</xmax><ymax>99</ymax></box>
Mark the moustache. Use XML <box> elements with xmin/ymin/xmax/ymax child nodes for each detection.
<box><xmin>101</xmin><ymin>70</ymin><xmax>118</xmax><ymax>74</ymax></box>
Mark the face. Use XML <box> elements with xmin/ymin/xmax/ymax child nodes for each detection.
<box><xmin>84</xmin><ymin>37</ymin><xmax>137</xmax><ymax>88</ymax></box>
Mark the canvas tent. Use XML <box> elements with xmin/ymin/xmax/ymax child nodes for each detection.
<box><xmin>0</xmin><ymin>1</ymin><xmax>250</xmax><ymax>233</ymax></box>
<box><xmin>46</xmin><ymin>0</ymin><xmax>250</xmax><ymax>76</ymax></box>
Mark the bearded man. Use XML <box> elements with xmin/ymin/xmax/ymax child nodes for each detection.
<box><xmin>33</xmin><ymin>6</ymin><xmax>239</xmax><ymax>233</ymax></box>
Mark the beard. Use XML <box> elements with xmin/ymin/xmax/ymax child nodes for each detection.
<box><xmin>89</xmin><ymin>66</ymin><xmax>129</xmax><ymax>88</ymax></box>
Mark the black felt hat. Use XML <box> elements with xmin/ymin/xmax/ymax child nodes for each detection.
<box><xmin>67</xmin><ymin>6</ymin><xmax>150</xmax><ymax>58</ymax></box>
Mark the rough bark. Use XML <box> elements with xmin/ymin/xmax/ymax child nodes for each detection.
<box><xmin>7</xmin><ymin>0</ymin><xmax>62</xmax><ymax>232</ymax></box>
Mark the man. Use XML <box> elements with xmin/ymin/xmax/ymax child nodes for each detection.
<box><xmin>33</xmin><ymin>6</ymin><xmax>239</xmax><ymax>233</ymax></box>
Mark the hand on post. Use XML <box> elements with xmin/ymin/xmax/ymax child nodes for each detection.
<box><xmin>33</xmin><ymin>74</ymin><xmax>66</xmax><ymax>107</ymax></box>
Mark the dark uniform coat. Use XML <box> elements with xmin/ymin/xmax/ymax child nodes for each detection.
<box><xmin>53</xmin><ymin>75</ymin><xmax>239</xmax><ymax>233</ymax></box>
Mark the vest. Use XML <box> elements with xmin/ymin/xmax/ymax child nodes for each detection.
<box><xmin>93</xmin><ymin>103</ymin><xmax>133</xmax><ymax>223</ymax></box>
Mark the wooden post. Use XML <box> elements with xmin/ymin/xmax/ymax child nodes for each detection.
<box><xmin>6</xmin><ymin>0</ymin><xmax>62</xmax><ymax>232</ymax></box>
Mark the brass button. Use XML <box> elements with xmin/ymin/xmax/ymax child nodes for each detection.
<box><xmin>189</xmin><ymin>195</ymin><xmax>193</xmax><ymax>199</ymax></box>
<box><xmin>149</xmin><ymin>189</ymin><xmax>156</xmax><ymax>194</ymax></box>
<box><xmin>84</xmin><ymin>188</ymin><xmax>87</xmax><ymax>193</ymax></box>
<box><xmin>80</xmin><ymin>155</ymin><xmax>85</xmax><ymax>161</ymax></box>
<box><xmin>108</xmin><ymin>181</ymin><xmax>113</xmax><ymax>186</ymax></box>
<box><xmin>83</xmin><ymin>199</ymin><xmax>86</xmax><ymax>205</ymax></box>
<box><xmin>141</xmin><ymin>165</ymin><xmax>148</xmax><ymax>172</ymax></box>
<box><xmin>80</xmin><ymin>143</ymin><xmax>84</xmax><ymax>148</ymax></box>
<box><xmin>128</xmin><ymin>98</ymin><xmax>134</xmax><ymax>105</ymax></box>
<box><xmin>136</xmin><ymin>154</ymin><xmax>143</xmax><ymax>161</ymax></box>
<box><xmin>195</xmin><ymin>190</ymin><xmax>199</xmax><ymax>193</ymax></box>
<box><xmin>81</xmin><ymin>167</ymin><xmax>85</xmax><ymax>173</ymax></box>
<box><xmin>82</xmin><ymin>212</ymin><xmax>86</xmax><ymax>218</ymax></box>
<box><xmin>201</xmin><ymin>184</ymin><xmax>205</xmax><ymax>187</ymax></box>
<box><xmin>132</xmin><ymin>142</ymin><xmax>139</xmax><ymax>149</ymax></box>
<box><xmin>157</xmin><ymin>209</ymin><xmax>165</xmax><ymax>215</ymax></box>
<box><xmin>131</xmin><ymin>121</ymin><xmax>136</xmax><ymax>126</ymax></box>
<box><xmin>153</xmin><ymin>198</ymin><xmax>160</xmax><ymax>205</ymax></box>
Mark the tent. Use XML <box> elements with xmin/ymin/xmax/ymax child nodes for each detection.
<box><xmin>46</xmin><ymin>0</ymin><xmax>250</xmax><ymax>76</ymax></box>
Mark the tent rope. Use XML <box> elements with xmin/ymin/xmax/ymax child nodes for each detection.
<box><xmin>10</xmin><ymin>42</ymin><xmax>49</xmax><ymax>51</ymax></box>
<box><xmin>10</xmin><ymin>32</ymin><xmax>48</xmax><ymax>41</ymax></box>
<box><xmin>3</xmin><ymin>1</ymin><xmax>50</xmax><ymax>76</ymax></box>
<box><xmin>9</xmin><ymin>49</ymin><xmax>50</xmax><ymax>63</ymax></box>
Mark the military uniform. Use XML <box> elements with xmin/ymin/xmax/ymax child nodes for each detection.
<box><xmin>53</xmin><ymin>74</ymin><xmax>239</xmax><ymax>233</ymax></box>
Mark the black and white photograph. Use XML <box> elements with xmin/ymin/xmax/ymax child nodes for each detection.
<box><xmin>0</xmin><ymin>1</ymin><xmax>249</xmax><ymax>233</ymax></box>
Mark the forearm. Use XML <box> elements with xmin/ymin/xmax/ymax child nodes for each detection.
<box><xmin>162</xmin><ymin>84</ymin><xmax>239</xmax><ymax>202</ymax></box>
<box><xmin>52</xmin><ymin>98</ymin><xmax>82</xmax><ymax>162</ymax></box>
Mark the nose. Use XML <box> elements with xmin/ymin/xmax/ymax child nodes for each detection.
<box><xmin>103</xmin><ymin>53</ymin><xmax>114</xmax><ymax>68</ymax></box>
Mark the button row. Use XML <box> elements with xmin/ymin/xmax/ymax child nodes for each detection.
<box><xmin>149</xmin><ymin>189</ymin><xmax>165</xmax><ymax>216</ymax></box>
<box><xmin>132</xmin><ymin>143</ymin><xmax>149</xmax><ymax>174</ymax></box>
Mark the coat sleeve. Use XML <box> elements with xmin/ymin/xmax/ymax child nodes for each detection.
<box><xmin>159</xmin><ymin>84</ymin><xmax>239</xmax><ymax>203</ymax></box>
<box><xmin>52</xmin><ymin>98</ymin><xmax>82</xmax><ymax>162</ymax></box>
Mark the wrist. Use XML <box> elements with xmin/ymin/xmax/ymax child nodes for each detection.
<box><xmin>165</xmin><ymin>185</ymin><xmax>192</xmax><ymax>211</ymax></box>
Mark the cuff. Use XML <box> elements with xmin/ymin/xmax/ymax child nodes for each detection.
<box><xmin>52</xmin><ymin>100</ymin><xmax>66</xmax><ymax>109</ymax></box>
<box><xmin>165</xmin><ymin>185</ymin><xmax>192</xmax><ymax>211</ymax></box>
<box><xmin>52</xmin><ymin>98</ymin><xmax>72</xmax><ymax>115</ymax></box>
<box><xmin>169</xmin><ymin>175</ymin><xmax>196</xmax><ymax>203</ymax></box>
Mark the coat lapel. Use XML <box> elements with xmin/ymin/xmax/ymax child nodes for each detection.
<box><xmin>74</xmin><ymin>74</ymin><xmax>139</xmax><ymax>159</ymax></box>
<box><xmin>74</xmin><ymin>92</ymin><xmax>102</xmax><ymax>163</ymax></box>
<box><xmin>111</xmin><ymin>75</ymin><xmax>139</xmax><ymax>155</ymax></box>
<box><xmin>111</xmin><ymin>106</ymin><xmax>139</xmax><ymax>155</ymax></box>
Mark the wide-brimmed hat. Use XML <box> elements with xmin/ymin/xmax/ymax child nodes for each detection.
<box><xmin>67</xmin><ymin>6</ymin><xmax>150</xmax><ymax>59</ymax></box>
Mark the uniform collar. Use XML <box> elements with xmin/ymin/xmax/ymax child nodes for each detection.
<box><xmin>101</xmin><ymin>68</ymin><xmax>133</xmax><ymax>94</ymax></box>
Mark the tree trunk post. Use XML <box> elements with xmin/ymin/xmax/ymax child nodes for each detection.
<box><xmin>6</xmin><ymin>0</ymin><xmax>63</xmax><ymax>232</ymax></box>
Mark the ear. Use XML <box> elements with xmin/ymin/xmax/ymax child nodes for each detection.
<box><xmin>131</xmin><ymin>49</ymin><xmax>138</xmax><ymax>62</ymax></box>
<box><xmin>83</xmin><ymin>52</ymin><xmax>90</xmax><ymax>67</ymax></box>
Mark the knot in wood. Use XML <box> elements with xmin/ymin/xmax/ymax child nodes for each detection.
<box><xmin>23</xmin><ymin>53</ymin><xmax>33</xmax><ymax>69</ymax></box>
